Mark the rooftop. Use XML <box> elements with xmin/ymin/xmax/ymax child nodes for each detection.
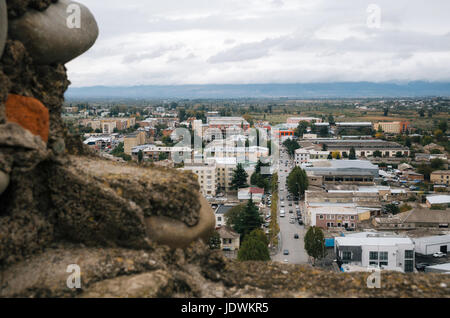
<box><xmin>336</xmin><ymin>236</ymin><xmax>413</xmax><ymax>246</ymax></box>
<box><xmin>426</xmin><ymin>195</ymin><xmax>450</xmax><ymax>205</ymax></box>
<box><xmin>412</xmin><ymin>235</ymin><xmax>450</xmax><ymax>245</ymax></box>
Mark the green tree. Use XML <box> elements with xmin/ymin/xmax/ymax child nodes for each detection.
<box><xmin>138</xmin><ymin>150</ymin><xmax>143</xmax><ymax>163</ymax></box>
<box><xmin>304</xmin><ymin>226</ymin><xmax>325</xmax><ymax>264</ymax></box>
<box><xmin>208</xmin><ymin>231</ymin><xmax>221</xmax><ymax>250</ymax></box>
<box><xmin>295</xmin><ymin>121</ymin><xmax>309</xmax><ymax>137</ymax></box>
<box><xmin>373</xmin><ymin>150</ymin><xmax>382</xmax><ymax>158</ymax></box>
<box><xmin>349</xmin><ymin>147</ymin><xmax>356</xmax><ymax>160</ymax></box>
<box><xmin>234</xmin><ymin>199</ymin><xmax>263</xmax><ymax>240</ymax></box>
<box><xmin>270</xmin><ymin>173</ymin><xmax>279</xmax><ymax>193</ymax></box>
<box><xmin>287</xmin><ymin>166</ymin><xmax>309</xmax><ymax>198</ymax></box>
<box><xmin>431</xmin><ymin>158</ymin><xmax>445</xmax><ymax>170</ymax></box>
<box><xmin>385</xmin><ymin>204</ymin><xmax>400</xmax><ymax>215</ymax></box>
<box><xmin>225</xmin><ymin>204</ymin><xmax>245</xmax><ymax>229</ymax></box>
<box><xmin>283</xmin><ymin>139</ymin><xmax>300</xmax><ymax>157</ymax></box>
<box><xmin>438</xmin><ymin>120</ymin><xmax>448</xmax><ymax>133</ymax></box>
<box><xmin>237</xmin><ymin>229</ymin><xmax>270</xmax><ymax>261</ymax></box>
<box><xmin>231</xmin><ymin>163</ymin><xmax>249</xmax><ymax>190</ymax></box>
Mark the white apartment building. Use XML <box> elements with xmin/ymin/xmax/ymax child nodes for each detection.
<box><xmin>295</xmin><ymin>148</ymin><xmax>329</xmax><ymax>165</ymax></box>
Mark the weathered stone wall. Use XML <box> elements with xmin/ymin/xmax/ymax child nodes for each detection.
<box><xmin>0</xmin><ymin>0</ymin><xmax>214</xmax><ymax>271</ymax></box>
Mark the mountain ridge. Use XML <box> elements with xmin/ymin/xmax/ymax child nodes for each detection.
<box><xmin>66</xmin><ymin>81</ymin><xmax>450</xmax><ymax>99</ymax></box>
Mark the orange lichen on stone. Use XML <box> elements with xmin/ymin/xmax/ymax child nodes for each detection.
<box><xmin>5</xmin><ymin>94</ymin><xmax>50</xmax><ymax>142</ymax></box>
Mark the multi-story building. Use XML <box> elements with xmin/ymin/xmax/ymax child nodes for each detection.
<box><xmin>207</xmin><ymin>117</ymin><xmax>250</xmax><ymax>136</ymax></box>
<box><xmin>317</xmin><ymin>140</ymin><xmax>409</xmax><ymax>158</ymax></box>
<box><xmin>335</xmin><ymin>233</ymin><xmax>415</xmax><ymax>273</ymax></box>
<box><xmin>431</xmin><ymin>170</ymin><xmax>450</xmax><ymax>185</ymax></box>
<box><xmin>204</xmin><ymin>145</ymin><xmax>269</xmax><ymax>163</ymax></box>
<box><xmin>214</xmin><ymin>157</ymin><xmax>237</xmax><ymax>193</ymax></box>
<box><xmin>295</xmin><ymin>149</ymin><xmax>329</xmax><ymax>165</ymax></box>
<box><xmin>181</xmin><ymin>161</ymin><xmax>217</xmax><ymax>197</ymax></box>
<box><xmin>374</xmin><ymin>121</ymin><xmax>409</xmax><ymax>134</ymax></box>
<box><xmin>132</xmin><ymin>144</ymin><xmax>192</xmax><ymax>162</ymax></box>
<box><xmin>124</xmin><ymin>130</ymin><xmax>147</xmax><ymax>155</ymax></box>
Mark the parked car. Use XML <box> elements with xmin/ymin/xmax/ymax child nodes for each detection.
<box><xmin>294</xmin><ymin>234</ymin><xmax>299</xmax><ymax>239</ymax></box>
<box><xmin>283</xmin><ymin>250</ymin><xmax>289</xmax><ymax>255</ymax></box>
<box><xmin>298</xmin><ymin>219</ymin><xmax>304</xmax><ymax>225</ymax></box>
<box><xmin>433</xmin><ymin>252</ymin><xmax>446</xmax><ymax>258</ymax></box>
<box><xmin>416</xmin><ymin>263</ymin><xmax>430</xmax><ymax>271</ymax></box>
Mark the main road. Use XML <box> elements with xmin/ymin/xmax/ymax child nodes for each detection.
<box><xmin>272</xmin><ymin>144</ymin><xmax>309</xmax><ymax>264</ymax></box>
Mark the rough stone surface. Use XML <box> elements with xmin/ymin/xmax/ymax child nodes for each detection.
<box><xmin>0</xmin><ymin>169</ymin><xmax>9</xmax><ymax>194</ymax></box>
<box><xmin>6</xmin><ymin>0</ymin><xmax>57</xmax><ymax>18</ymax></box>
<box><xmin>5</xmin><ymin>94</ymin><xmax>49</xmax><ymax>142</ymax></box>
<box><xmin>8</xmin><ymin>0</ymin><xmax>99</xmax><ymax>65</ymax></box>
<box><xmin>1</xmin><ymin>242</ymin><xmax>449</xmax><ymax>298</ymax></box>
<box><xmin>0</xmin><ymin>0</ymin><xmax>6</xmax><ymax>58</ymax></box>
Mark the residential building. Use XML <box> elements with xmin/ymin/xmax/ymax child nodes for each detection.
<box><xmin>413</xmin><ymin>235</ymin><xmax>450</xmax><ymax>255</ymax></box>
<box><xmin>335</xmin><ymin>234</ymin><xmax>415</xmax><ymax>272</ymax></box>
<box><xmin>431</xmin><ymin>170</ymin><xmax>450</xmax><ymax>185</ymax></box>
<box><xmin>207</xmin><ymin>117</ymin><xmax>250</xmax><ymax>136</ymax></box>
<box><xmin>214</xmin><ymin>157</ymin><xmax>237</xmax><ymax>193</ymax></box>
<box><xmin>374</xmin><ymin>121</ymin><xmax>409</xmax><ymax>134</ymax></box>
<box><xmin>214</xmin><ymin>205</ymin><xmax>236</xmax><ymax>228</ymax></box>
<box><xmin>132</xmin><ymin>144</ymin><xmax>192</xmax><ymax>162</ymax></box>
<box><xmin>295</xmin><ymin>149</ymin><xmax>329</xmax><ymax>165</ymax></box>
<box><xmin>124</xmin><ymin>130</ymin><xmax>147</xmax><ymax>155</ymax></box>
<box><xmin>181</xmin><ymin>161</ymin><xmax>217</xmax><ymax>197</ymax></box>
<box><xmin>218</xmin><ymin>227</ymin><xmax>240</xmax><ymax>251</ymax></box>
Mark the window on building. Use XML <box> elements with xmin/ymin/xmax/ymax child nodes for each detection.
<box><xmin>405</xmin><ymin>260</ymin><xmax>414</xmax><ymax>273</ymax></box>
<box><xmin>369</xmin><ymin>251</ymin><xmax>378</xmax><ymax>260</ymax></box>
<box><xmin>379</xmin><ymin>252</ymin><xmax>388</xmax><ymax>261</ymax></box>
<box><xmin>342</xmin><ymin>251</ymin><xmax>352</xmax><ymax>261</ymax></box>
<box><xmin>379</xmin><ymin>261</ymin><xmax>388</xmax><ymax>267</ymax></box>
<box><xmin>319</xmin><ymin>215</ymin><xmax>324</xmax><ymax>220</ymax></box>
<box><xmin>405</xmin><ymin>250</ymin><xmax>414</xmax><ymax>259</ymax></box>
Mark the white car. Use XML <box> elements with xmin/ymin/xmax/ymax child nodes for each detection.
<box><xmin>433</xmin><ymin>252</ymin><xmax>446</xmax><ymax>258</ymax></box>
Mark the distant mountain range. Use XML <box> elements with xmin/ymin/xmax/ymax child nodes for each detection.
<box><xmin>65</xmin><ymin>82</ymin><xmax>450</xmax><ymax>99</ymax></box>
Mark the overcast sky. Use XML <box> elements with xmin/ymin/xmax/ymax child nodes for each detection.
<box><xmin>67</xmin><ymin>0</ymin><xmax>450</xmax><ymax>87</ymax></box>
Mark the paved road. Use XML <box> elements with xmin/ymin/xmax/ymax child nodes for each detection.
<box><xmin>272</xmin><ymin>145</ymin><xmax>309</xmax><ymax>264</ymax></box>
